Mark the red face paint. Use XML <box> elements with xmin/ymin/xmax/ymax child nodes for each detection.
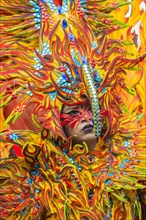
<box><xmin>60</xmin><ymin>106</ymin><xmax>93</xmax><ymax>128</ymax></box>
<box><xmin>53</xmin><ymin>0</ymin><xmax>62</xmax><ymax>7</ymax></box>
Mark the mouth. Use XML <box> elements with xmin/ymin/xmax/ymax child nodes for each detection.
<box><xmin>82</xmin><ymin>124</ymin><xmax>94</xmax><ymax>132</ymax></box>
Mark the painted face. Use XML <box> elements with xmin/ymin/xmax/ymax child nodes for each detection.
<box><xmin>61</xmin><ymin>103</ymin><xmax>98</xmax><ymax>151</ymax></box>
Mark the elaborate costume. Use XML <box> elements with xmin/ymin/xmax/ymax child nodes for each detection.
<box><xmin>0</xmin><ymin>0</ymin><xmax>146</xmax><ymax>219</ymax></box>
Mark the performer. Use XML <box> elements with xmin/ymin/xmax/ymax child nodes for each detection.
<box><xmin>61</xmin><ymin>102</ymin><xmax>97</xmax><ymax>151</ymax></box>
<box><xmin>0</xmin><ymin>0</ymin><xmax>145</xmax><ymax>219</ymax></box>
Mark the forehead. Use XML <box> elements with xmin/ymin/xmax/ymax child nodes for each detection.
<box><xmin>62</xmin><ymin>103</ymin><xmax>91</xmax><ymax>113</ymax></box>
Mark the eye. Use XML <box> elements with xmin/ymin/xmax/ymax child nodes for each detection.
<box><xmin>68</xmin><ymin>110</ymin><xmax>79</xmax><ymax>116</ymax></box>
<box><xmin>87</xmin><ymin>107</ymin><xmax>92</xmax><ymax>112</ymax></box>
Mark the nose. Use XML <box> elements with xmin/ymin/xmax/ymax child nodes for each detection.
<box><xmin>81</xmin><ymin>118</ymin><xmax>88</xmax><ymax>123</ymax></box>
<box><xmin>81</xmin><ymin>113</ymin><xmax>92</xmax><ymax>123</ymax></box>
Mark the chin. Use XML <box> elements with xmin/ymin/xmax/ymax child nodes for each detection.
<box><xmin>72</xmin><ymin>132</ymin><xmax>97</xmax><ymax>146</ymax></box>
<box><xmin>82</xmin><ymin>131</ymin><xmax>96</xmax><ymax>138</ymax></box>
<box><xmin>78</xmin><ymin>133</ymin><xmax>97</xmax><ymax>144</ymax></box>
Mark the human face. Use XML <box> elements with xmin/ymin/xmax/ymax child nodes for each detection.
<box><xmin>61</xmin><ymin>103</ymin><xmax>98</xmax><ymax>151</ymax></box>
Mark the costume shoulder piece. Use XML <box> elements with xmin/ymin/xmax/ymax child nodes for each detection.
<box><xmin>0</xmin><ymin>0</ymin><xmax>146</xmax><ymax>219</ymax></box>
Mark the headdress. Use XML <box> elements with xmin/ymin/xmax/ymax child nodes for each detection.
<box><xmin>0</xmin><ymin>0</ymin><xmax>146</xmax><ymax>219</ymax></box>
